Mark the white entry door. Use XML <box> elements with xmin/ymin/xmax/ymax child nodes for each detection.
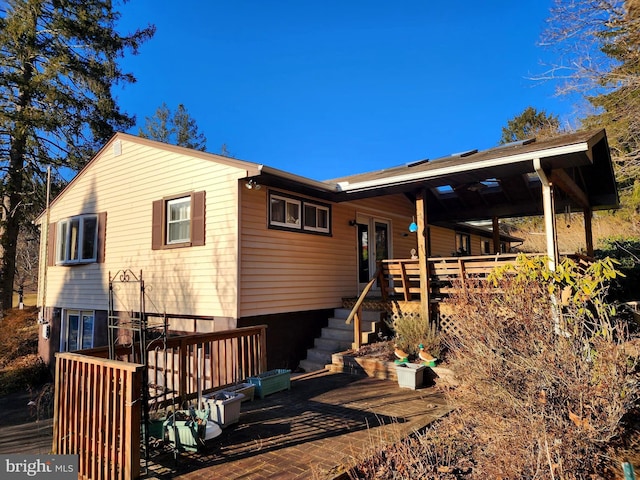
<box><xmin>356</xmin><ymin>215</ymin><xmax>391</xmax><ymax>293</ymax></box>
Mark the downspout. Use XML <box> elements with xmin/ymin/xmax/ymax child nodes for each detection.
<box><xmin>533</xmin><ymin>158</ymin><xmax>558</xmax><ymax>272</ymax></box>
<box><xmin>39</xmin><ymin>166</ymin><xmax>51</xmax><ymax>323</ymax></box>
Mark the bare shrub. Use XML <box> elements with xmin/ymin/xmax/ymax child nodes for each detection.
<box><xmin>440</xmin><ymin>256</ymin><xmax>640</xmax><ymax>478</ymax></box>
<box><xmin>387</xmin><ymin>313</ymin><xmax>441</xmax><ymax>359</ymax></box>
<box><xmin>347</xmin><ymin>425</ymin><xmax>473</xmax><ymax>479</ymax></box>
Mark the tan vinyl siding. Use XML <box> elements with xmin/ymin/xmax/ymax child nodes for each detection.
<box><xmin>239</xmin><ymin>189</ymin><xmax>416</xmax><ymax>317</ymax></box>
<box><xmin>43</xmin><ymin>138</ymin><xmax>246</xmax><ymax>320</ymax></box>
<box><xmin>429</xmin><ymin>225</ymin><xmax>501</xmax><ymax>257</ymax></box>
<box><xmin>429</xmin><ymin>226</ymin><xmax>456</xmax><ymax>257</ymax></box>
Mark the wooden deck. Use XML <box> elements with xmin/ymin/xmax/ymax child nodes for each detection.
<box><xmin>53</xmin><ymin>325</ymin><xmax>268</xmax><ymax>480</ymax></box>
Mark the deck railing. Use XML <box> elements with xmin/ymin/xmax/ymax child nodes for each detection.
<box><xmin>54</xmin><ymin>325</ymin><xmax>268</xmax><ymax>479</ymax></box>
<box><xmin>81</xmin><ymin>324</ymin><xmax>267</xmax><ymax>407</ymax></box>
<box><xmin>53</xmin><ymin>352</ymin><xmax>144</xmax><ymax>480</ymax></box>
<box><xmin>383</xmin><ymin>254</ymin><xmax>523</xmax><ymax>301</ymax></box>
<box><xmin>346</xmin><ymin>253</ymin><xmax>594</xmax><ymax>348</ymax></box>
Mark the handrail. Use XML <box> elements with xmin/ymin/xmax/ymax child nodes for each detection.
<box><xmin>345</xmin><ymin>263</ymin><xmax>383</xmax><ymax>350</ymax></box>
<box><xmin>346</xmin><ymin>264</ymin><xmax>382</xmax><ymax>325</ymax></box>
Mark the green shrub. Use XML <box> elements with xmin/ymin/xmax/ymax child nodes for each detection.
<box><xmin>596</xmin><ymin>236</ymin><xmax>640</xmax><ymax>302</ymax></box>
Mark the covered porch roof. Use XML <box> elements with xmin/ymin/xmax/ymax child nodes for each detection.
<box><xmin>255</xmin><ymin>129</ymin><xmax>618</xmax><ymax>223</ymax></box>
<box><xmin>332</xmin><ymin>128</ymin><xmax>618</xmax><ymax>223</ymax></box>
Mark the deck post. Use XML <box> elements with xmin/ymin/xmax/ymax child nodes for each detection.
<box><xmin>416</xmin><ymin>189</ymin><xmax>431</xmax><ymax>322</ymax></box>
<box><xmin>492</xmin><ymin>216</ymin><xmax>501</xmax><ymax>254</ymax></box>
<box><xmin>584</xmin><ymin>207</ymin><xmax>594</xmax><ymax>257</ymax></box>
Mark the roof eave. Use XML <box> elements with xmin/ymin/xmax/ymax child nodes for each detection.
<box><xmin>337</xmin><ymin>141</ymin><xmax>594</xmax><ymax>195</ymax></box>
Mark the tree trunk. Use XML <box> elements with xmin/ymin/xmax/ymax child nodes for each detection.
<box><xmin>0</xmin><ymin>134</ymin><xmax>27</xmax><ymax>312</ymax></box>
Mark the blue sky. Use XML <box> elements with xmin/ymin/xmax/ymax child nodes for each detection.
<box><xmin>115</xmin><ymin>1</ymin><xmax>572</xmax><ymax>180</ymax></box>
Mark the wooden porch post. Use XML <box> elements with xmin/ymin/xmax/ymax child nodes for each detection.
<box><xmin>416</xmin><ymin>189</ymin><xmax>431</xmax><ymax>321</ymax></box>
<box><xmin>492</xmin><ymin>216</ymin><xmax>501</xmax><ymax>254</ymax></box>
<box><xmin>584</xmin><ymin>207</ymin><xmax>594</xmax><ymax>257</ymax></box>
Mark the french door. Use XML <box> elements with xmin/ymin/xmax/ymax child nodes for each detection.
<box><xmin>356</xmin><ymin>215</ymin><xmax>391</xmax><ymax>293</ymax></box>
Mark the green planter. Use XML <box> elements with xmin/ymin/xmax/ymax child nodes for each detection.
<box><xmin>247</xmin><ymin>369</ymin><xmax>291</xmax><ymax>399</ymax></box>
<box><xmin>163</xmin><ymin>408</ymin><xmax>209</xmax><ymax>452</ymax></box>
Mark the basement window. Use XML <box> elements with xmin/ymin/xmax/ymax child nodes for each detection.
<box><xmin>60</xmin><ymin>309</ymin><xmax>94</xmax><ymax>351</ymax></box>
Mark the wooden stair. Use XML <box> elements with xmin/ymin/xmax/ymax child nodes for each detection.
<box><xmin>298</xmin><ymin>307</ymin><xmax>385</xmax><ymax>372</ymax></box>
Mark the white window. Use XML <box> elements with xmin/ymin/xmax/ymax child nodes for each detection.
<box><xmin>304</xmin><ymin>203</ymin><xmax>329</xmax><ymax>233</ymax></box>
<box><xmin>56</xmin><ymin>215</ymin><xmax>98</xmax><ymax>264</ymax></box>
<box><xmin>268</xmin><ymin>192</ymin><xmax>331</xmax><ymax>234</ymax></box>
<box><xmin>270</xmin><ymin>195</ymin><xmax>301</xmax><ymax>229</ymax></box>
<box><xmin>60</xmin><ymin>310</ymin><xmax>94</xmax><ymax>352</ymax></box>
<box><xmin>166</xmin><ymin>197</ymin><xmax>191</xmax><ymax>244</ymax></box>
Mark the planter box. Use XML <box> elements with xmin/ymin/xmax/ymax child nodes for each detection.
<box><xmin>163</xmin><ymin>409</ymin><xmax>209</xmax><ymax>452</ymax></box>
<box><xmin>203</xmin><ymin>391</ymin><xmax>245</xmax><ymax>428</ymax></box>
<box><xmin>225</xmin><ymin>382</ymin><xmax>255</xmax><ymax>402</ymax></box>
<box><xmin>246</xmin><ymin>369</ymin><xmax>291</xmax><ymax>399</ymax></box>
<box><xmin>395</xmin><ymin>363</ymin><xmax>427</xmax><ymax>390</ymax></box>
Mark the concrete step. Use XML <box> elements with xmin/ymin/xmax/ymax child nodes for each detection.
<box><xmin>320</xmin><ymin>326</ymin><xmax>353</xmax><ymax>341</ymax></box>
<box><xmin>314</xmin><ymin>336</ymin><xmax>352</xmax><ymax>352</ymax></box>
<box><xmin>299</xmin><ymin>358</ymin><xmax>329</xmax><ymax>372</ymax></box>
<box><xmin>298</xmin><ymin>307</ymin><xmax>387</xmax><ymax>373</ymax></box>
<box><xmin>327</xmin><ymin>317</ymin><xmax>376</xmax><ymax>331</ymax></box>
<box><xmin>306</xmin><ymin>348</ymin><xmax>333</xmax><ymax>364</ymax></box>
<box><xmin>333</xmin><ymin>308</ymin><xmax>386</xmax><ymax>322</ymax></box>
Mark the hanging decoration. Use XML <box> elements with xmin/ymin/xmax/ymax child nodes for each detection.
<box><xmin>409</xmin><ymin>216</ymin><xmax>418</xmax><ymax>233</ymax></box>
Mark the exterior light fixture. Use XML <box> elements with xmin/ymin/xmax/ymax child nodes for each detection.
<box><xmin>245</xmin><ymin>179</ymin><xmax>261</xmax><ymax>190</ymax></box>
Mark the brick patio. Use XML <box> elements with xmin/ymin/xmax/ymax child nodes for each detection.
<box><xmin>144</xmin><ymin>370</ymin><xmax>451</xmax><ymax>480</ymax></box>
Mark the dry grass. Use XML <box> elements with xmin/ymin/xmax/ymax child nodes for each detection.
<box><xmin>0</xmin><ymin>307</ymin><xmax>51</xmax><ymax>396</ymax></box>
<box><xmin>511</xmin><ymin>212</ymin><xmax>639</xmax><ymax>255</ymax></box>
<box><xmin>346</xmin><ymin>258</ymin><xmax>640</xmax><ymax>479</ymax></box>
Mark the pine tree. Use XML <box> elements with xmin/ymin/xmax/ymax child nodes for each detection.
<box><xmin>139</xmin><ymin>103</ymin><xmax>207</xmax><ymax>151</ymax></box>
<box><xmin>500</xmin><ymin>107</ymin><xmax>560</xmax><ymax>144</ymax></box>
<box><xmin>0</xmin><ymin>0</ymin><xmax>155</xmax><ymax>311</ymax></box>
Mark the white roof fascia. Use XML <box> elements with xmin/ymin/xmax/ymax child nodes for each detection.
<box><xmin>259</xmin><ymin>165</ymin><xmax>338</xmax><ymax>192</ymax></box>
<box><xmin>338</xmin><ymin>141</ymin><xmax>592</xmax><ymax>193</ymax></box>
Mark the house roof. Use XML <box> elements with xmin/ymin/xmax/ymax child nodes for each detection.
<box><xmin>256</xmin><ymin>128</ymin><xmax>619</xmax><ymax>223</ymax></box>
<box><xmin>40</xmin><ymin>129</ymin><xmax>618</xmax><ymax>227</ymax></box>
